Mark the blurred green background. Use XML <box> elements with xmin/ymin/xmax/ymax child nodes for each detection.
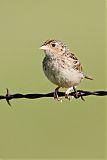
<box><xmin>0</xmin><ymin>0</ymin><xmax>106</xmax><ymax>159</ymax></box>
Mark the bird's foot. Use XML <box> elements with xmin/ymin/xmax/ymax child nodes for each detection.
<box><xmin>65</xmin><ymin>87</ymin><xmax>74</xmax><ymax>101</ymax></box>
<box><xmin>65</xmin><ymin>93</ymin><xmax>70</xmax><ymax>101</ymax></box>
<box><xmin>54</xmin><ymin>87</ymin><xmax>62</xmax><ymax>102</ymax></box>
<box><xmin>73</xmin><ymin>89</ymin><xmax>85</xmax><ymax>101</ymax></box>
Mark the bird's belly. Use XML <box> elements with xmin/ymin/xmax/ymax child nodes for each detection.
<box><xmin>43</xmin><ymin>61</ymin><xmax>84</xmax><ymax>88</ymax></box>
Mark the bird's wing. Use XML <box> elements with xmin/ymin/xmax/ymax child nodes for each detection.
<box><xmin>65</xmin><ymin>51</ymin><xmax>83</xmax><ymax>72</ymax></box>
<box><xmin>73</xmin><ymin>62</ymin><xmax>83</xmax><ymax>72</ymax></box>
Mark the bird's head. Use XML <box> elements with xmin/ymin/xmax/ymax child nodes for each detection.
<box><xmin>40</xmin><ymin>39</ymin><xmax>67</xmax><ymax>56</ymax></box>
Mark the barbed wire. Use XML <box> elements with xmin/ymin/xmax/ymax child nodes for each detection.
<box><xmin>0</xmin><ymin>88</ymin><xmax>107</xmax><ymax>106</ymax></box>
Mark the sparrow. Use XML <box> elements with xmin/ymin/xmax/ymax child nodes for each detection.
<box><xmin>40</xmin><ymin>39</ymin><xmax>93</xmax><ymax>100</ymax></box>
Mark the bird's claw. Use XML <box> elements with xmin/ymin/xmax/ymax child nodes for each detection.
<box><xmin>65</xmin><ymin>93</ymin><xmax>70</xmax><ymax>101</ymax></box>
<box><xmin>54</xmin><ymin>91</ymin><xmax>62</xmax><ymax>102</ymax></box>
<box><xmin>74</xmin><ymin>91</ymin><xmax>85</xmax><ymax>101</ymax></box>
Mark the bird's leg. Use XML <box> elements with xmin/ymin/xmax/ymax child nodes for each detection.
<box><xmin>65</xmin><ymin>87</ymin><xmax>73</xmax><ymax>100</ymax></box>
<box><xmin>73</xmin><ymin>86</ymin><xmax>85</xmax><ymax>100</ymax></box>
<box><xmin>73</xmin><ymin>86</ymin><xmax>79</xmax><ymax>98</ymax></box>
<box><xmin>54</xmin><ymin>86</ymin><xmax>61</xmax><ymax>101</ymax></box>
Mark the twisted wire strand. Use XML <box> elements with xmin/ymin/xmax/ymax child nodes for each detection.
<box><xmin>0</xmin><ymin>89</ymin><xmax>107</xmax><ymax>106</ymax></box>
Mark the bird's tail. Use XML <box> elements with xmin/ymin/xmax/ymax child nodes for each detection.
<box><xmin>84</xmin><ymin>74</ymin><xmax>94</xmax><ymax>80</ymax></box>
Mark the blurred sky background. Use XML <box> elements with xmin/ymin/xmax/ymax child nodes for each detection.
<box><xmin>0</xmin><ymin>0</ymin><xmax>106</xmax><ymax>159</ymax></box>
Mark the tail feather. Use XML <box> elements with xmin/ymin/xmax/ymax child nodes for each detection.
<box><xmin>84</xmin><ymin>75</ymin><xmax>94</xmax><ymax>80</ymax></box>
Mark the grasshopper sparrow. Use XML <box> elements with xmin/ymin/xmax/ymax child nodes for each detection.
<box><xmin>40</xmin><ymin>39</ymin><xmax>93</xmax><ymax>100</ymax></box>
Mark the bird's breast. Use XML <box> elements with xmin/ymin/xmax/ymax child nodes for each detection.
<box><xmin>42</xmin><ymin>56</ymin><xmax>84</xmax><ymax>87</ymax></box>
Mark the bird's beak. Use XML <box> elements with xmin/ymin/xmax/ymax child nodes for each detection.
<box><xmin>40</xmin><ymin>45</ymin><xmax>49</xmax><ymax>50</ymax></box>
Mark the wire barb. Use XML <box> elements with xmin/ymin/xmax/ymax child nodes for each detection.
<box><xmin>0</xmin><ymin>89</ymin><xmax>107</xmax><ymax>106</ymax></box>
<box><xmin>6</xmin><ymin>88</ymin><xmax>11</xmax><ymax>106</ymax></box>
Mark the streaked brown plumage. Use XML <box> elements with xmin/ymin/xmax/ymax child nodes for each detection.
<box><xmin>40</xmin><ymin>39</ymin><xmax>93</xmax><ymax>100</ymax></box>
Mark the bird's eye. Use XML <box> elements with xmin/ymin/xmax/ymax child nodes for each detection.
<box><xmin>52</xmin><ymin>43</ymin><xmax>56</xmax><ymax>47</ymax></box>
